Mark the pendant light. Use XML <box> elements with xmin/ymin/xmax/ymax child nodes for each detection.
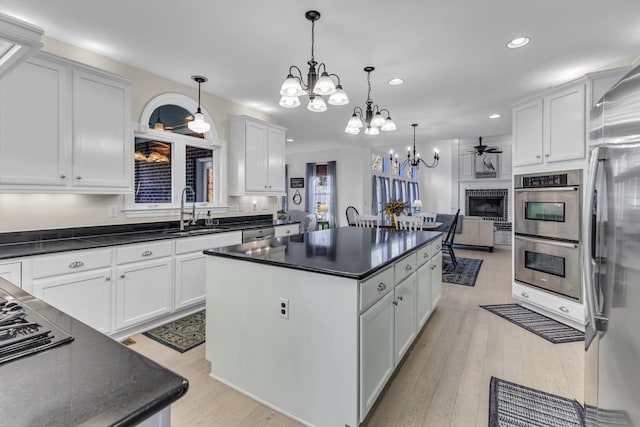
<box><xmin>391</xmin><ymin>124</ymin><xmax>439</xmax><ymax>169</ymax></box>
<box><xmin>188</xmin><ymin>75</ymin><xmax>211</xmax><ymax>134</ymax></box>
<box><xmin>345</xmin><ymin>67</ymin><xmax>396</xmax><ymax>136</ymax></box>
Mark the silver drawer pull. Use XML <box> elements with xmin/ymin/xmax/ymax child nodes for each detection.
<box><xmin>377</xmin><ymin>283</ymin><xmax>386</xmax><ymax>292</ymax></box>
<box><xmin>404</xmin><ymin>265</ymin><xmax>412</xmax><ymax>271</ymax></box>
<box><xmin>431</xmin><ymin>264</ymin><xmax>437</xmax><ymax>270</ymax></box>
<box><xmin>559</xmin><ymin>306</ymin><xmax>569</xmax><ymax>313</ymax></box>
<box><xmin>398</xmin><ymin>296</ymin><xmax>404</xmax><ymax>301</ymax></box>
<box><xmin>392</xmin><ymin>300</ymin><xmax>398</xmax><ymax>306</ymax></box>
<box><xmin>68</xmin><ymin>261</ymin><xmax>84</xmax><ymax>268</ymax></box>
<box><xmin>423</xmin><ymin>253</ymin><xmax>429</xmax><ymax>258</ymax></box>
<box><xmin>141</xmin><ymin>250</ymin><xmax>153</xmax><ymax>257</ymax></box>
<box><xmin>521</xmin><ymin>292</ymin><xmax>529</xmax><ymax>298</ymax></box>
<box><xmin>105</xmin><ymin>277</ymin><xmax>111</xmax><ymax>282</ymax></box>
<box><xmin>286</xmin><ymin>230</ymin><xmax>291</xmax><ymax>234</ymax></box>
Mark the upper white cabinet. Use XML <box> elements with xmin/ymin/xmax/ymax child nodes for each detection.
<box><xmin>512</xmin><ymin>81</ymin><xmax>586</xmax><ymax>167</ymax></box>
<box><xmin>0</xmin><ymin>52</ymin><xmax>132</xmax><ymax>193</ymax></box>
<box><xmin>229</xmin><ymin>116</ymin><xmax>286</xmax><ymax>195</ymax></box>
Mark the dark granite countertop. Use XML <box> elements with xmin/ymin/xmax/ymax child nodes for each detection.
<box><xmin>0</xmin><ymin>277</ymin><xmax>188</xmax><ymax>427</ymax></box>
<box><xmin>204</xmin><ymin>226</ymin><xmax>442</xmax><ymax>280</ymax></box>
<box><xmin>0</xmin><ymin>215</ymin><xmax>298</xmax><ymax>260</ymax></box>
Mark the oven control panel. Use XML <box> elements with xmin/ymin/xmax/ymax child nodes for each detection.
<box><xmin>515</xmin><ymin>169</ymin><xmax>582</xmax><ymax>188</ymax></box>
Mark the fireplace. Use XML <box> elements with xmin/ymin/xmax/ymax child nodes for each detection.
<box><xmin>465</xmin><ymin>189</ymin><xmax>508</xmax><ymax>221</ymax></box>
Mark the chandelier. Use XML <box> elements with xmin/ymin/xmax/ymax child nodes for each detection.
<box><xmin>391</xmin><ymin>123</ymin><xmax>439</xmax><ymax>169</ymax></box>
<box><xmin>345</xmin><ymin>66</ymin><xmax>396</xmax><ymax>136</ymax></box>
<box><xmin>279</xmin><ymin>10</ymin><xmax>349</xmax><ymax>112</ymax></box>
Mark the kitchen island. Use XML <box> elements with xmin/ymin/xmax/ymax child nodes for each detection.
<box><xmin>0</xmin><ymin>277</ymin><xmax>188</xmax><ymax>427</ymax></box>
<box><xmin>204</xmin><ymin>226</ymin><xmax>443</xmax><ymax>426</ymax></box>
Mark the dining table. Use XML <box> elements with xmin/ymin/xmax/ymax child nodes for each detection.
<box><xmin>376</xmin><ymin>221</ymin><xmax>443</xmax><ymax>230</ymax></box>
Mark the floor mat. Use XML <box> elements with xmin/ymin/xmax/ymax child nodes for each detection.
<box><xmin>442</xmin><ymin>256</ymin><xmax>483</xmax><ymax>286</ymax></box>
<box><xmin>489</xmin><ymin>377</ymin><xmax>584</xmax><ymax>427</ymax></box>
<box><xmin>481</xmin><ymin>303</ymin><xmax>584</xmax><ymax>344</ymax></box>
<box><xmin>143</xmin><ymin>310</ymin><xmax>205</xmax><ymax>353</ymax></box>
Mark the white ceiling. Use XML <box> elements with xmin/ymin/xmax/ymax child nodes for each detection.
<box><xmin>2</xmin><ymin>0</ymin><xmax>640</xmax><ymax>153</ymax></box>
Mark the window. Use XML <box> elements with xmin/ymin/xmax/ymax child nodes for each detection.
<box><xmin>125</xmin><ymin>94</ymin><xmax>225</xmax><ymax>217</ymax></box>
<box><xmin>371</xmin><ymin>151</ymin><xmax>419</xmax><ymax>219</ymax></box>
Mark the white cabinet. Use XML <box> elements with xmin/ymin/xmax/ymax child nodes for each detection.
<box><xmin>416</xmin><ymin>261</ymin><xmax>433</xmax><ymax>329</ymax></box>
<box><xmin>174</xmin><ymin>231</ymin><xmax>241</xmax><ymax>310</ymax></box>
<box><xmin>0</xmin><ymin>52</ymin><xmax>132</xmax><ymax>193</ymax></box>
<box><xmin>33</xmin><ymin>269</ymin><xmax>112</xmax><ymax>333</ymax></box>
<box><xmin>274</xmin><ymin>223</ymin><xmax>300</xmax><ymax>238</ymax></box>
<box><xmin>393</xmin><ymin>275</ymin><xmax>417</xmax><ymax>364</ymax></box>
<box><xmin>229</xmin><ymin>116</ymin><xmax>286</xmax><ymax>195</ymax></box>
<box><xmin>0</xmin><ymin>261</ymin><xmax>21</xmax><ymax>286</ymax></box>
<box><xmin>30</xmin><ymin>248</ymin><xmax>113</xmax><ymax>333</ymax></box>
<box><xmin>430</xmin><ymin>252</ymin><xmax>443</xmax><ymax>308</ymax></box>
<box><xmin>512</xmin><ymin>81</ymin><xmax>586</xmax><ymax>167</ymax></box>
<box><xmin>115</xmin><ymin>241</ymin><xmax>173</xmax><ymax>330</ymax></box>
<box><xmin>359</xmin><ymin>291</ymin><xmax>394</xmax><ymax>420</ymax></box>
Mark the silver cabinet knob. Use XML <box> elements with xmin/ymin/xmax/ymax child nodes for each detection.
<box><xmin>392</xmin><ymin>300</ymin><xmax>398</xmax><ymax>306</ymax></box>
<box><xmin>120</xmin><ymin>274</ymin><xmax>125</xmax><ymax>279</ymax></box>
<box><xmin>377</xmin><ymin>283</ymin><xmax>386</xmax><ymax>292</ymax></box>
<box><xmin>76</xmin><ymin>176</ymin><xmax>82</xmax><ymax>180</ymax></box>
<box><xmin>68</xmin><ymin>261</ymin><xmax>84</xmax><ymax>268</ymax></box>
<box><xmin>398</xmin><ymin>296</ymin><xmax>404</xmax><ymax>301</ymax></box>
<box><xmin>105</xmin><ymin>277</ymin><xmax>111</xmax><ymax>282</ymax></box>
<box><xmin>521</xmin><ymin>292</ymin><xmax>529</xmax><ymax>298</ymax></box>
<box><xmin>404</xmin><ymin>265</ymin><xmax>412</xmax><ymax>271</ymax></box>
<box><xmin>60</xmin><ymin>174</ymin><xmax>66</xmax><ymax>179</ymax></box>
<box><xmin>559</xmin><ymin>306</ymin><xmax>569</xmax><ymax>313</ymax></box>
<box><xmin>536</xmin><ymin>155</ymin><xmax>541</xmax><ymax>159</ymax></box>
<box><xmin>141</xmin><ymin>250</ymin><xmax>153</xmax><ymax>257</ymax></box>
<box><xmin>423</xmin><ymin>253</ymin><xmax>429</xmax><ymax>258</ymax></box>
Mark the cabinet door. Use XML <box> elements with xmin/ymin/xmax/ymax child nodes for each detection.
<box><xmin>512</xmin><ymin>99</ymin><xmax>543</xmax><ymax>166</ymax></box>
<box><xmin>267</xmin><ymin>127</ymin><xmax>286</xmax><ymax>193</ymax></box>
<box><xmin>430</xmin><ymin>252</ymin><xmax>443</xmax><ymax>309</ymax></box>
<box><xmin>359</xmin><ymin>291</ymin><xmax>394</xmax><ymax>421</ymax></box>
<box><xmin>0</xmin><ymin>57</ymin><xmax>68</xmax><ymax>187</ymax></box>
<box><xmin>244</xmin><ymin>121</ymin><xmax>268</xmax><ymax>192</ymax></box>
<box><xmin>33</xmin><ymin>268</ymin><xmax>112</xmax><ymax>333</ymax></box>
<box><xmin>116</xmin><ymin>258</ymin><xmax>172</xmax><ymax>330</ymax></box>
<box><xmin>71</xmin><ymin>69</ymin><xmax>132</xmax><ymax>190</ymax></box>
<box><xmin>543</xmin><ymin>83</ymin><xmax>586</xmax><ymax>163</ymax></box>
<box><xmin>416</xmin><ymin>263</ymin><xmax>432</xmax><ymax>329</ymax></box>
<box><xmin>394</xmin><ymin>274</ymin><xmax>417</xmax><ymax>364</ymax></box>
<box><xmin>174</xmin><ymin>252</ymin><xmax>206</xmax><ymax>310</ymax></box>
<box><xmin>0</xmin><ymin>262</ymin><xmax>21</xmax><ymax>287</ymax></box>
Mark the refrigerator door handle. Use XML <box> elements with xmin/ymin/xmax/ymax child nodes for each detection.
<box><xmin>583</xmin><ymin>146</ymin><xmax>608</xmax><ymax>330</ymax></box>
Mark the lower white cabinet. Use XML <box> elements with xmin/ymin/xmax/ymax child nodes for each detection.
<box><xmin>416</xmin><ymin>261</ymin><xmax>433</xmax><ymax>329</ymax></box>
<box><xmin>359</xmin><ymin>291</ymin><xmax>395</xmax><ymax>420</ymax></box>
<box><xmin>174</xmin><ymin>252</ymin><xmax>206</xmax><ymax>310</ymax></box>
<box><xmin>0</xmin><ymin>261</ymin><xmax>22</xmax><ymax>286</ymax></box>
<box><xmin>430</xmin><ymin>252</ymin><xmax>443</xmax><ymax>308</ymax></box>
<box><xmin>115</xmin><ymin>258</ymin><xmax>172</xmax><ymax>330</ymax></box>
<box><xmin>394</xmin><ymin>275</ymin><xmax>417</xmax><ymax>364</ymax></box>
<box><xmin>33</xmin><ymin>268</ymin><xmax>112</xmax><ymax>333</ymax></box>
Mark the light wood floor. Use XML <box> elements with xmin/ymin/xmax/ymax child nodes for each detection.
<box><xmin>128</xmin><ymin>246</ymin><xmax>584</xmax><ymax>426</ymax></box>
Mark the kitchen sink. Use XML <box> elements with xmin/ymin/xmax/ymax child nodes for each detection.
<box><xmin>167</xmin><ymin>228</ymin><xmax>224</xmax><ymax>236</ymax></box>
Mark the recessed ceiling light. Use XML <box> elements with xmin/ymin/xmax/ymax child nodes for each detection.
<box><xmin>286</xmin><ymin>138</ymin><xmax>294</xmax><ymax>142</ymax></box>
<box><xmin>506</xmin><ymin>36</ymin><xmax>530</xmax><ymax>49</ymax></box>
<box><xmin>388</xmin><ymin>78</ymin><xmax>404</xmax><ymax>85</ymax></box>
<box><xmin>489</xmin><ymin>113</ymin><xmax>501</xmax><ymax>119</ymax></box>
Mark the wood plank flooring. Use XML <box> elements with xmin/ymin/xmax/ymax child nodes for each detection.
<box><xmin>128</xmin><ymin>246</ymin><xmax>584</xmax><ymax>426</ymax></box>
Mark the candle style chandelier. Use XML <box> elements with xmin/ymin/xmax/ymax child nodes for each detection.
<box><xmin>390</xmin><ymin>123</ymin><xmax>440</xmax><ymax>169</ymax></box>
<box><xmin>345</xmin><ymin>66</ymin><xmax>396</xmax><ymax>136</ymax></box>
<box><xmin>279</xmin><ymin>10</ymin><xmax>349</xmax><ymax>112</ymax></box>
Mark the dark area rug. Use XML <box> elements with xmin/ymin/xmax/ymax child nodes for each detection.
<box><xmin>442</xmin><ymin>256</ymin><xmax>483</xmax><ymax>286</ymax></box>
<box><xmin>481</xmin><ymin>304</ymin><xmax>584</xmax><ymax>344</ymax></box>
<box><xmin>489</xmin><ymin>377</ymin><xmax>584</xmax><ymax>427</ymax></box>
<box><xmin>143</xmin><ymin>310</ymin><xmax>205</xmax><ymax>353</ymax></box>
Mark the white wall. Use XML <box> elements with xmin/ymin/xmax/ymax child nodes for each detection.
<box><xmin>0</xmin><ymin>37</ymin><xmax>278</xmax><ymax>232</ymax></box>
<box><xmin>285</xmin><ymin>146</ymin><xmax>370</xmax><ymax>227</ymax></box>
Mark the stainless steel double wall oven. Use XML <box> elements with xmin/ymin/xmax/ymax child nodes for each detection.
<box><xmin>513</xmin><ymin>169</ymin><xmax>583</xmax><ymax>301</ymax></box>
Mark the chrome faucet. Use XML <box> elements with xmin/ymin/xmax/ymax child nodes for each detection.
<box><xmin>180</xmin><ymin>186</ymin><xmax>196</xmax><ymax>231</ymax></box>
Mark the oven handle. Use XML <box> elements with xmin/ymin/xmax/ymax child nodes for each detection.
<box><xmin>514</xmin><ymin>235</ymin><xmax>578</xmax><ymax>249</ymax></box>
<box><xmin>514</xmin><ymin>186</ymin><xmax>579</xmax><ymax>193</ymax></box>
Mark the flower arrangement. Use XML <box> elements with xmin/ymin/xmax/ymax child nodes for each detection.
<box><xmin>384</xmin><ymin>200</ymin><xmax>409</xmax><ymax>217</ymax></box>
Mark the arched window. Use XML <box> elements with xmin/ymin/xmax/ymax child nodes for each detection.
<box><xmin>124</xmin><ymin>94</ymin><xmax>227</xmax><ymax>217</ymax></box>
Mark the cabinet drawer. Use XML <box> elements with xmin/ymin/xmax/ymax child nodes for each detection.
<box><xmin>512</xmin><ymin>282</ymin><xmax>584</xmax><ymax>324</ymax></box>
<box><xmin>274</xmin><ymin>224</ymin><xmax>299</xmax><ymax>238</ymax></box>
<box><xmin>32</xmin><ymin>248</ymin><xmax>112</xmax><ymax>278</ymax></box>
<box><xmin>360</xmin><ymin>266</ymin><xmax>394</xmax><ymax>311</ymax></box>
<box><xmin>394</xmin><ymin>253</ymin><xmax>417</xmax><ymax>285</ymax></box>
<box><xmin>416</xmin><ymin>243</ymin><xmax>432</xmax><ymax>266</ymax></box>
<box><xmin>175</xmin><ymin>231</ymin><xmax>241</xmax><ymax>254</ymax></box>
<box><xmin>116</xmin><ymin>241</ymin><xmax>172</xmax><ymax>264</ymax></box>
<box><xmin>430</xmin><ymin>239</ymin><xmax>442</xmax><ymax>254</ymax></box>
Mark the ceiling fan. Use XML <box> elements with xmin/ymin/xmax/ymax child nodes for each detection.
<box><xmin>467</xmin><ymin>137</ymin><xmax>503</xmax><ymax>156</ymax></box>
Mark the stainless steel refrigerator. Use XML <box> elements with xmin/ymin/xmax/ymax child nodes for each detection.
<box><xmin>584</xmin><ymin>63</ymin><xmax>640</xmax><ymax>426</ymax></box>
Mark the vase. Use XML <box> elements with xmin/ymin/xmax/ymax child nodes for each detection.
<box><xmin>391</xmin><ymin>215</ymin><xmax>396</xmax><ymax>227</ymax></box>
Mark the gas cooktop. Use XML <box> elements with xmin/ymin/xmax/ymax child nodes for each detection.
<box><xmin>0</xmin><ymin>289</ymin><xmax>73</xmax><ymax>365</ymax></box>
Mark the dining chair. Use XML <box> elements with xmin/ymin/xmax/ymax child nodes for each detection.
<box><xmin>346</xmin><ymin>206</ymin><xmax>359</xmax><ymax>226</ymax></box>
<box><xmin>442</xmin><ymin>209</ymin><xmax>460</xmax><ymax>268</ymax></box>
<box><xmin>394</xmin><ymin>215</ymin><xmax>422</xmax><ymax>231</ymax></box>
<box><xmin>416</xmin><ymin>212</ymin><xmax>437</xmax><ymax>223</ymax></box>
<box><xmin>354</xmin><ymin>214</ymin><xmax>379</xmax><ymax>228</ymax></box>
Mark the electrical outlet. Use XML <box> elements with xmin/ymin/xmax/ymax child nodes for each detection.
<box><xmin>261</xmin><ymin>202</ymin><xmax>269</xmax><ymax>210</ymax></box>
<box><xmin>107</xmin><ymin>205</ymin><xmax>118</xmax><ymax>218</ymax></box>
<box><xmin>279</xmin><ymin>298</ymin><xmax>289</xmax><ymax>319</ymax></box>
<box><xmin>252</xmin><ymin>200</ymin><xmax>257</xmax><ymax>211</ymax></box>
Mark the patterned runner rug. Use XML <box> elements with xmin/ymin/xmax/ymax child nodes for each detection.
<box><xmin>442</xmin><ymin>256</ymin><xmax>483</xmax><ymax>287</ymax></box>
<box><xmin>143</xmin><ymin>310</ymin><xmax>205</xmax><ymax>353</ymax></box>
<box><xmin>481</xmin><ymin>304</ymin><xmax>584</xmax><ymax>344</ymax></box>
<box><xmin>489</xmin><ymin>377</ymin><xmax>584</xmax><ymax>427</ymax></box>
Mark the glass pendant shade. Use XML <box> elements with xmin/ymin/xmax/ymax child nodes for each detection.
<box><xmin>345</xmin><ymin>126</ymin><xmax>360</xmax><ymax>135</ymax></box>
<box><xmin>370</xmin><ymin>112</ymin><xmax>386</xmax><ymax>128</ymax></box>
<box><xmin>280</xmin><ymin>75</ymin><xmax>304</xmax><ymax>97</ymax></box>
<box><xmin>188</xmin><ymin>111</ymin><xmax>210</xmax><ymax>133</ymax></box>
<box><xmin>364</xmin><ymin>126</ymin><xmax>379</xmax><ymax>136</ymax></box>
<box><xmin>328</xmin><ymin>85</ymin><xmax>349</xmax><ymax>106</ymax></box>
<box><xmin>347</xmin><ymin>113</ymin><xmax>363</xmax><ymax>129</ymax></box>
<box><xmin>307</xmin><ymin>96</ymin><xmax>327</xmax><ymax>112</ymax></box>
<box><xmin>381</xmin><ymin>117</ymin><xmax>397</xmax><ymax>131</ymax></box>
<box><xmin>314</xmin><ymin>72</ymin><xmax>337</xmax><ymax>95</ymax></box>
<box><xmin>279</xmin><ymin>95</ymin><xmax>301</xmax><ymax>108</ymax></box>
